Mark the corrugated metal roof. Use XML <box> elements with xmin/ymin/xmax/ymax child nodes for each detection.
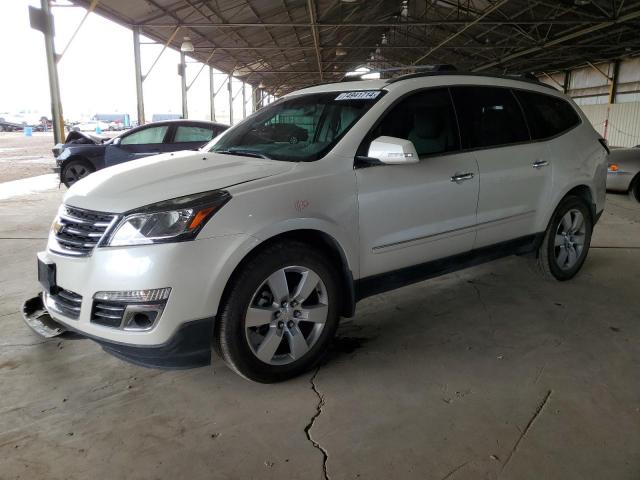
<box><xmin>70</xmin><ymin>0</ymin><xmax>640</xmax><ymax>96</ymax></box>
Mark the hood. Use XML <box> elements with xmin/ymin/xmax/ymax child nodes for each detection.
<box><xmin>64</xmin><ymin>150</ymin><xmax>294</xmax><ymax>213</ymax></box>
<box><xmin>64</xmin><ymin>130</ymin><xmax>110</xmax><ymax>145</ymax></box>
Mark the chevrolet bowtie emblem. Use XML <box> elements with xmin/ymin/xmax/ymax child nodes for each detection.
<box><xmin>52</xmin><ymin>220</ymin><xmax>63</xmax><ymax>234</ymax></box>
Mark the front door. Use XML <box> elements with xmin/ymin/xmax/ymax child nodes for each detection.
<box><xmin>355</xmin><ymin>88</ymin><xmax>479</xmax><ymax>278</ymax></box>
<box><xmin>104</xmin><ymin>124</ymin><xmax>170</xmax><ymax>167</ymax></box>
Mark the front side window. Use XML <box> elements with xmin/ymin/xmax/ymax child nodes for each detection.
<box><xmin>451</xmin><ymin>86</ymin><xmax>530</xmax><ymax>149</ymax></box>
<box><xmin>514</xmin><ymin>90</ymin><xmax>581</xmax><ymax>140</ymax></box>
<box><xmin>366</xmin><ymin>88</ymin><xmax>460</xmax><ymax>156</ymax></box>
<box><xmin>208</xmin><ymin>91</ymin><xmax>383</xmax><ymax>162</ymax></box>
<box><xmin>121</xmin><ymin>125</ymin><xmax>169</xmax><ymax>145</ymax></box>
<box><xmin>174</xmin><ymin>125</ymin><xmax>215</xmax><ymax>143</ymax></box>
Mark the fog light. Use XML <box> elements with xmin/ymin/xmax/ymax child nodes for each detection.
<box><xmin>94</xmin><ymin>288</ymin><xmax>171</xmax><ymax>303</ymax></box>
<box><xmin>122</xmin><ymin>304</ymin><xmax>164</xmax><ymax>332</ymax></box>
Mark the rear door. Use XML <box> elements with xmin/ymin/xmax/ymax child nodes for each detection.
<box><xmin>451</xmin><ymin>86</ymin><xmax>552</xmax><ymax>248</ymax></box>
<box><xmin>355</xmin><ymin>88</ymin><xmax>479</xmax><ymax>278</ymax></box>
<box><xmin>104</xmin><ymin>124</ymin><xmax>170</xmax><ymax>167</ymax></box>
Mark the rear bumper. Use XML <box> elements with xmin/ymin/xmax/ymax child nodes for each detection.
<box><xmin>606</xmin><ymin>171</ymin><xmax>634</xmax><ymax>192</ymax></box>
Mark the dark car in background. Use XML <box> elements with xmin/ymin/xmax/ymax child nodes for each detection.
<box><xmin>54</xmin><ymin>119</ymin><xmax>228</xmax><ymax>186</ymax></box>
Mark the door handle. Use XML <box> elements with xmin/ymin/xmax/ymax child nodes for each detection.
<box><xmin>532</xmin><ymin>159</ymin><xmax>549</xmax><ymax>169</ymax></box>
<box><xmin>451</xmin><ymin>172</ymin><xmax>474</xmax><ymax>183</ymax></box>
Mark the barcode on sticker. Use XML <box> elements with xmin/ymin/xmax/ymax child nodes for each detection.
<box><xmin>335</xmin><ymin>91</ymin><xmax>381</xmax><ymax>101</ymax></box>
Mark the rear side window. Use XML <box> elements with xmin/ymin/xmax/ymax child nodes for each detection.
<box><xmin>367</xmin><ymin>88</ymin><xmax>460</xmax><ymax>156</ymax></box>
<box><xmin>451</xmin><ymin>86</ymin><xmax>529</xmax><ymax>149</ymax></box>
<box><xmin>514</xmin><ymin>90</ymin><xmax>581</xmax><ymax>139</ymax></box>
<box><xmin>174</xmin><ymin>125</ymin><xmax>215</xmax><ymax>143</ymax></box>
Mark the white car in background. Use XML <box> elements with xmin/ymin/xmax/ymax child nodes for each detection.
<box><xmin>72</xmin><ymin>120</ymin><xmax>112</xmax><ymax>132</ymax></box>
<box><xmin>25</xmin><ymin>72</ymin><xmax>607</xmax><ymax>383</ymax></box>
<box><xmin>607</xmin><ymin>146</ymin><xmax>640</xmax><ymax>202</ymax></box>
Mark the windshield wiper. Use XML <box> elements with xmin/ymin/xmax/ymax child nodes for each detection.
<box><xmin>216</xmin><ymin>149</ymin><xmax>272</xmax><ymax>160</ymax></box>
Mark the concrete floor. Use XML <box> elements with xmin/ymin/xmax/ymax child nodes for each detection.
<box><xmin>1</xmin><ymin>188</ymin><xmax>639</xmax><ymax>480</ymax></box>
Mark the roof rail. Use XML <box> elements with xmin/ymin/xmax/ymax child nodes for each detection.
<box><xmin>340</xmin><ymin>64</ymin><xmax>457</xmax><ymax>82</ymax></box>
<box><xmin>385</xmin><ymin>70</ymin><xmax>557</xmax><ymax>90</ymax></box>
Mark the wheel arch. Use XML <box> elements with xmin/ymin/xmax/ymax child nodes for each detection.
<box><xmin>628</xmin><ymin>172</ymin><xmax>640</xmax><ymax>201</ymax></box>
<box><xmin>217</xmin><ymin>229</ymin><xmax>357</xmax><ymax>319</ymax></box>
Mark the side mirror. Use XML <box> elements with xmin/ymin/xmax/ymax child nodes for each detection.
<box><xmin>112</xmin><ymin>137</ymin><xmax>121</xmax><ymax>145</ymax></box>
<box><xmin>367</xmin><ymin>136</ymin><xmax>419</xmax><ymax>165</ymax></box>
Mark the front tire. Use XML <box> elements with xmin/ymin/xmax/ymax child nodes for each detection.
<box><xmin>61</xmin><ymin>158</ymin><xmax>94</xmax><ymax>187</ymax></box>
<box><xmin>214</xmin><ymin>241</ymin><xmax>341</xmax><ymax>383</ymax></box>
<box><xmin>536</xmin><ymin>195</ymin><xmax>593</xmax><ymax>281</ymax></box>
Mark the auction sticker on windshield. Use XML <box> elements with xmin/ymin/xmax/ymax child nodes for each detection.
<box><xmin>335</xmin><ymin>91</ymin><xmax>381</xmax><ymax>101</ymax></box>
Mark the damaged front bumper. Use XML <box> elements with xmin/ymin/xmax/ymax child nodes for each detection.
<box><xmin>22</xmin><ymin>293</ymin><xmax>213</xmax><ymax>369</ymax></box>
<box><xmin>22</xmin><ymin>293</ymin><xmax>67</xmax><ymax>338</ymax></box>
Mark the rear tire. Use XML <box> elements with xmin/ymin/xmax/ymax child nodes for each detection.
<box><xmin>61</xmin><ymin>158</ymin><xmax>94</xmax><ymax>187</ymax></box>
<box><xmin>535</xmin><ymin>195</ymin><xmax>593</xmax><ymax>281</ymax></box>
<box><xmin>536</xmin><ymin>195</ymin><xmax>593</xmax><ymax>282</ymax></box>
<box><xmin>629</xmin><ymin>175</ymin><xmax>640</xmax><ymax>203</ymax></box>
<box><xmin>214</xmin><ymin>241</ymin><xmax>341</xmax><ymax>383</ymax></box>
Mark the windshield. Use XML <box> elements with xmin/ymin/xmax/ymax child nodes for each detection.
<box><xmin>207</xmin><ymin>91</ymin><xmax>384</xmax><ymax>162</ymax></box>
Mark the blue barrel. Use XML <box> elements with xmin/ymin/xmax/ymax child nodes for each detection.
<box><xmin>23</xmin><ymin>126</ymin><xmax>33</xmax><ymax>137</ymax></box>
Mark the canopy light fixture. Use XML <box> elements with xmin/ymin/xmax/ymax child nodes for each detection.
<box><xmin>400</xmin><ymin>0</ymin><xmax>408</xmax><ymax>18</ymax></box>
<box><xmin>336</xmin><ymin>42</ymin><xmax>347</xmax><ymax>57</ymax></box>
<box><xmin>180</xmin><ymin>36</ymin><xmax>194</xmax><ymax>52</ymax></box>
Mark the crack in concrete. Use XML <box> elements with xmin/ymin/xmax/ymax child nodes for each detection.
<box><xmin>469</xmin><ymin>280</ymin><xmax>493</xmax><ymax>322</ymax></box>
<box><xmin>304</xmin><ymin>366</ymin><xmax>330</xmax><ymax>480</ymax></box>
<box><xmin>440</xmin><ymin>460</ymin><xmax>469</xmax><ymax>479</ymax></box>
<box><xmin>501</xmin><ymin>389</ymin><xmax>553</xmax><ymax>474</ymax></box>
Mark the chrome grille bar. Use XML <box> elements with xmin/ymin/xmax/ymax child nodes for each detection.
<box><xmin>50</xmin><ymin>205</ymin><xmax>117</xmax><ymax>257</ymax></box>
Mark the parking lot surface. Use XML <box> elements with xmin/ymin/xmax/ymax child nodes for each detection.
<box><xmin>1</xmin><ymin>187</ymin><xmax>639</xmax><ymax>480</ymax></box>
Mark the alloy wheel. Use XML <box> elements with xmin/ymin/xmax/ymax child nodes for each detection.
<box><xmin>63</xmin><ymin>164</ymin><xmax>90</xmax><ymax>186</ymax></box>
<box><xmin>554</xmin><ymin>208</ymin><xmax>586</xmax><ymax>270</ymax></box>
<box><xmin>244</xmin><ymin>266</ymin><xmax>328</xmax><ymax>366</ymax></box>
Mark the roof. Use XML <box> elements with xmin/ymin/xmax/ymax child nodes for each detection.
<box><xmin>287</xmin><ymin>71</ymin><xmax>561</xmax><ymax>97</ymax></box>
<box><xmin>70</xmin><ymin>0</ymin><xmax>640</xmax><ymax>97</ymax></box>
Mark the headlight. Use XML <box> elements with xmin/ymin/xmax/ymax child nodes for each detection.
<box><xmin>105</xmin><ymin>190</ymin><xmax>231</xmax><ymax>247</ymax></box>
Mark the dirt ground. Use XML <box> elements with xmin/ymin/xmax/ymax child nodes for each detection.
<box><xmin>0</xmin><ymin>131</ymin><xmax>117</xmax><ymax>183</ymax></box>
<box><xmin>0</xmin><ymin>132</ymin><xmax>58</xmax><ymax>182</ymax></box>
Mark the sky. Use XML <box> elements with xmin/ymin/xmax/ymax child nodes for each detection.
<box><xmin>0</xmin><ymin>0</ymin><xmax>253</xmax><ymax>124</ymax></box>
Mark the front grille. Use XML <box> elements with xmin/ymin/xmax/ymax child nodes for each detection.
<box><xmin>51</xmin><ymin>205</ymin><xmax>117</xmax><ymax>257</ymax></box>
<box><xmin>49</xmin><ymin>288</ymin><xmax>82</xmax><ymax>319</ymax></box>
<box><xmin>91</xmin><ymin>301</ymin><xmax>126</xmax><ymax>328</ymax></box>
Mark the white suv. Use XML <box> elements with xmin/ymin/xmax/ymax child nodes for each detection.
<box><xmin>28</xmin><ymin>73</ymin><xmax>607</xmax><ymax>382</ymax></box>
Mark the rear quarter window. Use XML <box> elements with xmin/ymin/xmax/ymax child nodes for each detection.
<box><xmin>514</xmin><ymin>90</ymin><xmax>581</xmax><ymax>140</ymax></box>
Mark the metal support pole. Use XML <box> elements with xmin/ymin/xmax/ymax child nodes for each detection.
<box><xmin>180</xmin><ymin>52</ymin><xmax>188</xmax><ymax>119</ymax></box>
<box><xmin>608</xmin><ymin>60</ymin><xmax>620</xmax><ymax>104</ymax></box>
<box><xmin>242</xmin><ymin>82</ymin><xmax>247</xmax><ymax>119</ymax></box>
<box><xmin>40</xmin><ymin>0</ymin><xmax>64</xmax><ymax>145</ymax></box>
<box><xmin>209</xmin><ymin>66</ymin><xmax>216</xmax><ymax>122</ymax></box>
<box><xmin>251</xmin><ymin>87</ymin><xmax>258</xmax><ymax>113</ymax></box>
<box><xmin>228</xmin><ymin>74</ymin><xmax>233</xmax><ymax>125</ymax></box>
<box><xmin>563</xmin><ymin>70</ymin><xmax>570</xmax><ymax>94</ymax></box>
<box><xmin>133</xmin><ymin>27</ymin><xmax>145</xmax><ymax>125</ymax></box>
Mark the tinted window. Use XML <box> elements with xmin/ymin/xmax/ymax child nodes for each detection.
<box><xmin>368</xmin><ymin>88</ymin><xmax>459</xmax><ymax>156</ymax></box>
<box><xmin>515</xmin><ymin>90</ymin><xmax>580</xmax><ymax>139</ymax></box>
<box><xmin>174</xmin><ymin>125</ymin><xmax>214</xmax><ymax>143</ymax></box>
<box><xmin>451</xmin><ymin>86</ymin><xmax>529</xmax><ymax>149</ymax></box>
<box><xmin>121</xmin><ymin>125</ymin><xmax>168</xmax><ymax>145</ymax></box>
